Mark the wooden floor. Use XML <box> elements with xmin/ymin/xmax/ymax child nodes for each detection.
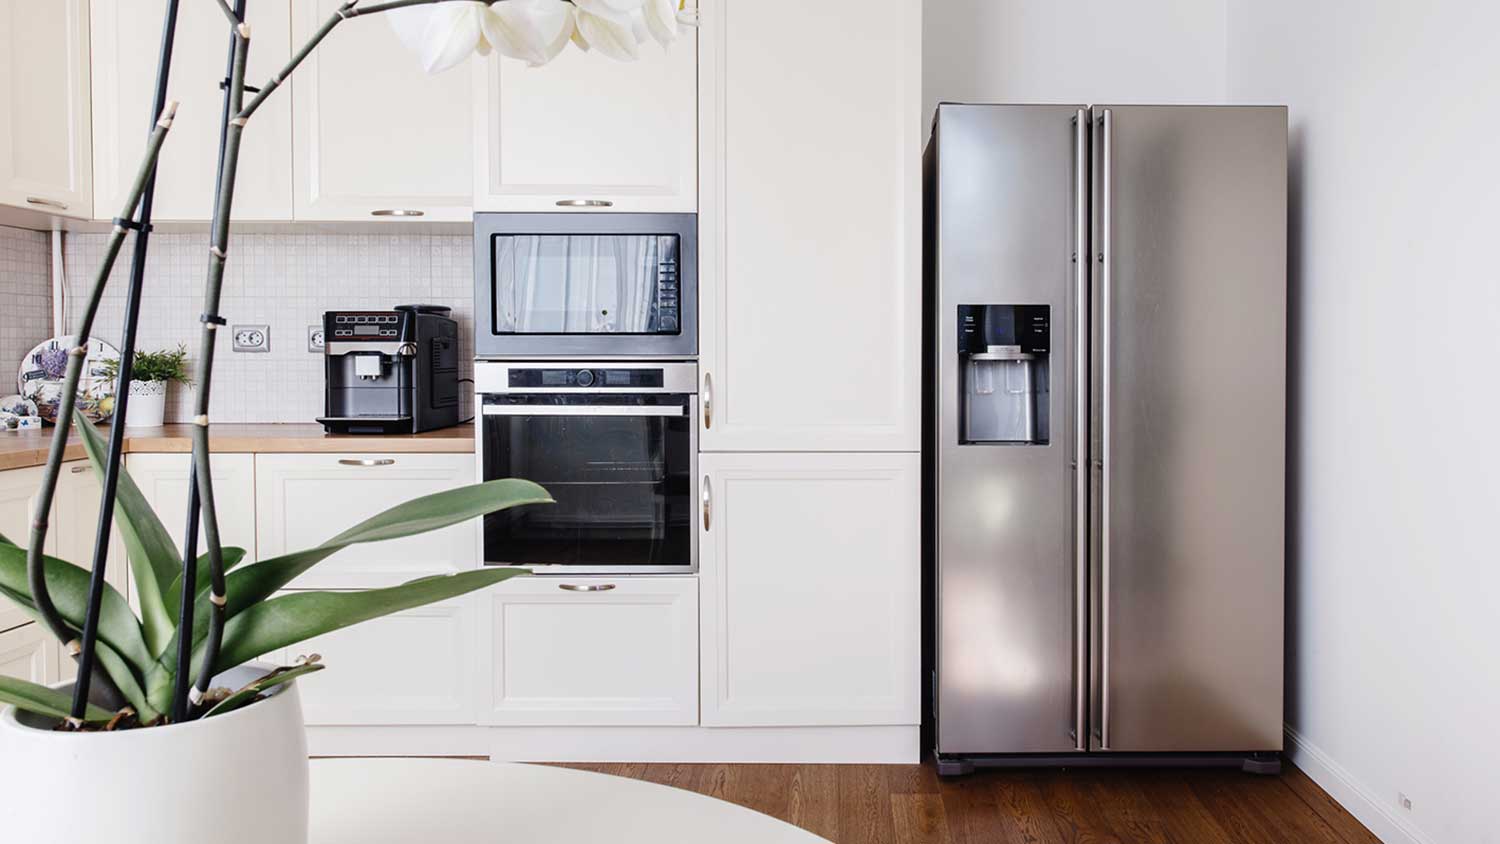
<box><xmin>556</xmin><ymin>761</ymin><xmax>1379</xmax><ymax>844</ymax></box>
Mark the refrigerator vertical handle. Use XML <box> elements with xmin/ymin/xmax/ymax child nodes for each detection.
<box><xmin>1098</xmin><ymin>107</ymin><xmax>1114</xmax><ymax>751</ymax></box>
<box><xmin>1072</xmin><ymin>107</ymin><xmax>1089</xmax><ymax>752</ymax></box>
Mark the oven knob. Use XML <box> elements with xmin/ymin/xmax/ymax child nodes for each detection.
<box><xmin>576</xmin><ymin>369</ymin><xmax>595</xmax><ymax>387</ymax></box>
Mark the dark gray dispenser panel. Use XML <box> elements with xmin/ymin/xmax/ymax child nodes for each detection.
<box><xmin>958</xmin><ymin>304</ymin><xmax>1050</xmax><ymax>445</ymax></box>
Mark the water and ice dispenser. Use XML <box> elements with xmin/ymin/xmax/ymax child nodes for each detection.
<box><xmin>958</xmin><ymin>305</ymin><xmax>1050</xmax><ymax>445</ymax></box>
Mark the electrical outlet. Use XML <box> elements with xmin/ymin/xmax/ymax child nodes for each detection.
<box><xmin>1399</xmin><ymin>793</ymin><xmax>1413</xmax><ymax>812</ymax></box>
<box><xmin>307</xmin><ymin>325</ymin><xmax>325</xmax><ymax>353</ymax></box>
<box><xmin>231</xmin><ymin>325</ymin><xmax>270</xmax><ymax>353</ymax></box>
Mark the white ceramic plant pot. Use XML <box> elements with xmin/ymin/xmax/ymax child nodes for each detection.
<box><xmin>0</xmin><ymin>665</ymin><xmax>309</xmax><ymax>844</ymax></box>
<box><xmin>124</xmin><ymin>379</ymin><xmax>168</xmax><ymax>428</ymax></box>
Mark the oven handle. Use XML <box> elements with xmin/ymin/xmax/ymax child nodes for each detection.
<box><xmin>480</xmin><ymin>405</ymin><xmax>687</xmax><ymax>417</ymax></box>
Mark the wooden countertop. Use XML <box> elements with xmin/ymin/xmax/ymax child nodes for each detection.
<box><xmin>0</xmin><ymin>423</ymin><xmax>475</xmax><ymax>471</ymax></box>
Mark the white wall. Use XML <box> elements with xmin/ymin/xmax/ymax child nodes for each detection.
<box><xmin>922</xmin><ymin>0</ymin><xmax>1228</xmax><ymax>125</ymax></box>
<box><xmin>1228</xmin><ymin>4</ymin><xmax>1500</xmax><ymax>843</ymax></box>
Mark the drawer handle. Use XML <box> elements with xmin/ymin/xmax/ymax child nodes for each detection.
<box><xmin>26</xmin><ymin>196</ymin><xmax>69</xmax><ymax>210</ymax></box>
<box><xmin>555</xmin><ymin>199</ymin><xmax>613</xmax><ymax>208</ymax></box>
<box><xmin>338</xmin><ymin>458</ymin><xmax>395</xmax><ymax>467</ymax></box>
<box><xmin>558</xmin><ymin>583</ymin><xmax>616</xmax><ymax>592</ymax></box>
<box><xmin>371</xmin><ymin>208</ymin><xmax>424</xmax><ymax>217</ymax></box>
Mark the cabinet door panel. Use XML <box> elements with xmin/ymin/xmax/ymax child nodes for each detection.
<box><xmin>52</xmin><ymin>461</ymin><xmax>130</xmax><ymax>601</ymax></box>
<box><xmin>289</xmin><ymin>593</ymin><xmax>476</xmax><ymax>725</ymax></box>
<box><xmin>479</xmin><ymin>576</ymin><xmax>697</xmax><ymax>726</ymax></box>
<box><xmin>255</xmin><ymin>453</ymin><xmax>475</xmax><ymax>588</ymax></box>
<box><xmin>472</xmin><ymin>2</ymin><xmax>696</xmax><ymax>212</ymax></box>
<box><xmin>697</xmin><ymin>0</ymin><xmax>920</xmax><ymax>451</ymax></box>
<box><xmin>292</xmin><ymin>0</ymin><xmax>472</xmax><ymax>221</ymax></box>
<box><xmin>126</xmin><ymin>453</ymin><xmax>256</xmax><ymax>562</ymax></box>
<box><xmin>0</xmin><ymin>625</ymin><xmax>59</xmax><ymax>685</ymax></box>
<box><xmin>0</xmin><ymin>467</ymin><xmax>44</xmax><ymax>633</ymax></box>
<box><xmin>0</xmin><ymin>0</ymin><xmax>92</xmax><ymax>218</ymax></box>
<box><xmin>91</xmin><ymin>0</ymin><xmax>292</xmax><ymax>221</ymax></box>
<box><xmin>699</xmin><ymin>452</ymin><xmax>919</xmax><ymax>726</ymax></box>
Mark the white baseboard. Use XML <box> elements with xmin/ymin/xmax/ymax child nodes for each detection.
<box><xmin>308</xmin><ymin>724</ymin><xmax>920</xmax><ymax>764</ymax></box>
<box><xmin>1283</xmin><ymin>725</ymin><xmax>1432</xmax><ymax>844</ymax></box>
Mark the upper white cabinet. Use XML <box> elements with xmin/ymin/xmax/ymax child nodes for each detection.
<box><xmin>0</xmin><ymin>0</ymin><xmax>93</xmax><ymax>219</ymax></box>
<box><xmin>697</xmin><ymin>0</ymin><xmax>920</xmax><ymax>451</ymax></box>
<box><xmin>292</xmin><ymin>0</ymin><xmax>472</xmax><ymax>222</ymax></box>
<box><xmin>471</xmin><ymin>2</ymin><xmax>697</xmax><ymax>213</ymax></box>
<box><xmin>255</xmin><ymin>453</ymin><xmax>476</xmax><ymax>588</ymax></box>
<box><xmin>90</xmin><ymin>0</ymin><xmax>293</xmax><ymax>221</ymax></box>
<box><xmin>126</xmin><ymin>453</ymin><xmax>256</xmax><ymax>561</ymax></box>
<box><xmin>698</xmin><ymin>452</ymin><xmax>920</xmax><ymax>727</ymax></box>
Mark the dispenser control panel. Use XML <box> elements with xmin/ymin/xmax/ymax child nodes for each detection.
<box><xmin>958</xmin><ymin>304</ymin><xmax>1050</xmax><ymax>354</ymax></box>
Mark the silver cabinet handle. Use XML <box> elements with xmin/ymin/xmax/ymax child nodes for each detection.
<box><xmin>555</xmin><ymin>199</ymin><xmax>613</xmax><ymax>208</ymax></box>
<box><xmin>1071</xmin><ymin>107</ymin><xmax>1089</xmax><ymax>752</ymax></box>
<box><xmin>1098</xmin><ymin>106</ymin><xmax>1114</xmax><ymax>751</ymax></box>
<box><xmin>338</xmin><ymin>458</ymin><xmax>395</xmax><ymax>467</ymax></box>
<box><xmin>702</xmin><ymin>474</ymin><xmax>712</xmax><ymax>531</ymax></box>
<box><xmin>26</xmin><ymin>196</ymin><xmax>69</xmax><ymax>210</ymax></box>
<box><xmin>371</xmin><ymin>209</ymin><xmax>424</xmax><ymax>217</ymax></box>
<box><xmin>70</xmin><ymin>465</ymin><xmax>88</xmax><ymax>474</ymax></box>
<box><xmin>559</xmin><ymin>583</ymin><xmax>615</xmax><ymax>592</ymax></box>
<box><xmin>702</xmin><ymin>372</ymin><xmax>713</xmax><ymax>430</ymax></box>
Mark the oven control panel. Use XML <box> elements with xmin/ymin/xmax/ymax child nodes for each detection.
<box><xmin>507</xmin><ymin>368</ymin><xmax>665</xmax><ymax>389</ymax></box>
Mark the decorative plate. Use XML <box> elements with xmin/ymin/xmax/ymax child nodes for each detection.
<box><xmin>16</xmin><ymin>337</ymin><xmax>120</xmax><ymax>424</ymax></box>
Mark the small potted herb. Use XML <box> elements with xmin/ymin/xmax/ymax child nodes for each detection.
<box><xmin>100</xmin><ymin>344</ymin><xmax>190</xmax><ymax>428</ymax></box>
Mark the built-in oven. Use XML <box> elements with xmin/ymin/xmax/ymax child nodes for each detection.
<box><xmin>475</xmin><ymin>361</ymin><xmax>697</xmax><ymax>574</ymax></box>
<box><xmin>473</xmin><ymin>213</ymin><xmax>697</xmax><ymax>359</ymax></box>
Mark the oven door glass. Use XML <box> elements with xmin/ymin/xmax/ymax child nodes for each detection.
<box><xmin>481</xmin><ymin>395</ymin><xmax>694</xmax><ymax>570</ymax></box>
<box><xmin>492</xmin><ymin>235</ymin><xmax>677</xmax><ymax>335</ymax></box>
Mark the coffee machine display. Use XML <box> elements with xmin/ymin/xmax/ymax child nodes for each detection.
<box><xmin>319</xmin><ymin>304</ymin><xmax>461</xmax><ymax>434</ymax></box>
<box><xmin>958</xmin><ymin>304</ymin><xmax>1050</xmax><ymax>445</ymax></box>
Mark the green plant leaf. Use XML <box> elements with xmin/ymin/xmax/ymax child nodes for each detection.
<box><xmin>73</xmin><ymin>412</ymin><xmax>180</xmax><ymax>654</ymax></box>
<box><xmin>210</xmin><ymin>569</ymin><xmax>527</xmax><ymax>674</ymax></box>
<box><xmin>0</xmin><ymin>546</ymin><xmax>153</xmax><ymax>674</ymax></box>
<box><xmin>163</xmin><ymin>546</ymin><xmax>248</xmax><ymax>619</ymax></box>
<box><xmin>152</xmin><ymin>479</ymin><xmax>550</xmax><ymax>667</ymax></box>
<box><xmin>201</xmin><ymin>660</ymin><xmax>325</xmax><ymax>719</ymax></box>
<box><xmin>0</xmin><ymin>676</ymin><xmax>114</xmax><ymax>724</ymax></box>
<box><xmin>0</xmin><ymin>529</ymin><xmax>14</xmax><ymax>546</ymax></box>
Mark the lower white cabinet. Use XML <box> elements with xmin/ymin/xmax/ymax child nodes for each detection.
<box><xmin>0</xmin><ymin>466</ymin><xmax>42</xmax><ymax>633</ymax></box>
<box><xmin>125</xmin><ymin>453</ymin><xmax>257</xmax><ymax>561</ymax></box>
<box><xmin>479</xmin><ymin>576</ymin><xmax>698</xmax><ymax>726</ymax></box>
<box><xmin>255</xmin><ymin>453</ymin><xmax>476</xmax><ymax>588</ymax></box>
<box><xmin>0</xmin><ymin>624</ymin><xmax>61</xmax><ymax>685</ymax></box>
<box><xmin>698</xmin><ymin>452</ymin><xmax>920</xmax><ymax>727</ymax></box>
<box><xmin>274</xmin><ymin>593</ymin><xmax>478</xmax><ymax>726</ymax></box>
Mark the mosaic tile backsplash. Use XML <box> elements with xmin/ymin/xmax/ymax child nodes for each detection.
<box><xmin>64</xmin><ymin>233</ymin><xmax>476</xmax><ymax>424</ymax></box>
<box><xmin>0</xmin><ymin>226</ymin><xmax>54</xmax><ymax>391</ymax></box>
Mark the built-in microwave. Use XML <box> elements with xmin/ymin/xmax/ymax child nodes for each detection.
<box><xmin>473</xmin><ymin>213</ymin><xmax>697</xmax><ymax>358</ymax></box>
<box><xmin>475</xmin><ymin>361</ymin><xmax>698</xmax><ymax>574</ymax></box>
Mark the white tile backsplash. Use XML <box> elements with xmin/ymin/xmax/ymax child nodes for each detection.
<box><xmin>0</xmin><ymin>226</ymin><xmax>53</xmax><ymax>392</ymax></box>
<box><xmin>64</xmin><ymin>232</ymin><xmax>475</xmax><ymax>423</ymax></box>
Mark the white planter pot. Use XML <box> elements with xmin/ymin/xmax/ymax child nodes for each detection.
<box><xmin>124</xmin><ymin>379</ymin><xmax>168</xmax><ymax>428</ymax></box>
<box><xmin>0</xmin><ymin>665</ymin><xmax>309</xmax><ymax>844</ymax></box>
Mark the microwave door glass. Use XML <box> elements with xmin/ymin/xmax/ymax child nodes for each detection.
<box><xmin>494</xmin><ymin>235</ymin><xmax>665</xmax><ymax>335</ymax></box>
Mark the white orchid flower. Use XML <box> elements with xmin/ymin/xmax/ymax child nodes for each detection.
<box><xmin>483</xmin><ymin>0</ymin><xmax>575</xmax><ymax>67</ymax></box>
<box><xmin>387</xmin><ymin>1</ymin><xmax>490</xmax><ymax>74</ymax></box>
<box><xmin>642</xmin><ymin>0</ymin><xmax>678</xmax><ymax>46</ymax></box>
<box><xmin>572</xmin><ymin>0</ymin><xmax>641</xmax><ymax>62</ymax></box>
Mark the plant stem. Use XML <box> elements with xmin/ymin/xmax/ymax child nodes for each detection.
<box><xmin>71</xmin><ymin>0</ymin><xmax>184</xmax><ymax>724</ymax></box>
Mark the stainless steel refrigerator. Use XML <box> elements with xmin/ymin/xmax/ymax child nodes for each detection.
<box><xmin>923</xmin><ymin>104</ymin><xmax>1286</xmax><ymax>774</ymax></box>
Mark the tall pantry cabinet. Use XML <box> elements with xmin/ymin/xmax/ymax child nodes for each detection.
<box><xmin>695</xmin><ymin>0</ymin><xmax>922</xmax><ymax>730</ymax></box>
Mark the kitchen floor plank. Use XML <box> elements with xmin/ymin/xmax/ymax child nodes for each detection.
<box><xmin>892</xmin><ymin>793</ymin><xmax>955</xmax><ymax>844</ymax></box>
<box><xmin>839</xmin><ymin>764</ymin><xmax>897</xmax><ymax>844</ymax></box>
<box><xmin>1281</xmin><ymin>766</ymin><xmax>1384</xmax><ymax>844</ymax></box>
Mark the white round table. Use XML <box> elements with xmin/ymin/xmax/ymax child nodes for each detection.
<box><xmin>310</xmin><ymin>758</ymin><xmax>830</xmax><ymax>843</ymax></box>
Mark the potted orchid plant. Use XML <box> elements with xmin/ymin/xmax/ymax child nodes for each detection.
<box><xmin>0</xmin><ymin>2</ymin><xmax>692</xmax><ymax>842</ymax></box>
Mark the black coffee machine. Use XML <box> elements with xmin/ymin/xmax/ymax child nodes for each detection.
<box><xmin>318</xmin><ymin>305</ymin><xmax>461</xmax><ymax>434</ymax></box>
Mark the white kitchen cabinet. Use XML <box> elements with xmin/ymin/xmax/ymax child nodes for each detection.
<box><xmin>291</xmin><ymin>0</ymin><xmax>472</xmax><ymax>222</ymax></box>
<box><xmin>0</xmin><ymin>466</ymin><xmax>43</xmax><ymax>634</ymax></box>
<box><xmin>0</xmin><ymin>0</ymin><xmax>93</xmax><ymax>219</ymax></box>
<box><xmin>697</xmin><ymin>0</ymin><xmax>920</xmax><ymax>451</ymax></box>
<box><xmin>471</xmin><ymin>2</ymin><xmax>696</xmax><ymax>213</ymax></box>
<box><xmin>90</xmin><ymin>0</ymin><xmax>293</xmax><ymax>221</ymax></box>
<box><xmin>479</xmin><ymin>576</ymin><xmax>697</xmax><ymax>726</ymax></box>
<box><xmin>280</xmin><ymin>593</ymin><xmax>477</xmax><ymax>726</ymax></box>
<box><xmin>255</xmin><ymin>453</ymin><xmax>475</xmax><ymax>588</ymax></box>
<box><xmin>125</xmin><ymin>453</ymin><xmax>256</xmax><ymax>562</ymax></box>
<box><xmin>0</xmin><ymin>624</ymin><xmax>60</xmax><ymax>684</ymax></box>
<box><xmin>698</xmin><ymin>452</ymin><xmax>920</xmax><ymax>726</ymax></box>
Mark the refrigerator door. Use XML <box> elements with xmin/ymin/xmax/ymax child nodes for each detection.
<box><xmin>1089</xmin><ymin>105</ymin><xmax>1286</xmax><ymax>752</ymax></box>
<box><xmin>932</xmin><ymin>104</ymin><xmax>1088</xmax><ymax>754</ymax></box>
